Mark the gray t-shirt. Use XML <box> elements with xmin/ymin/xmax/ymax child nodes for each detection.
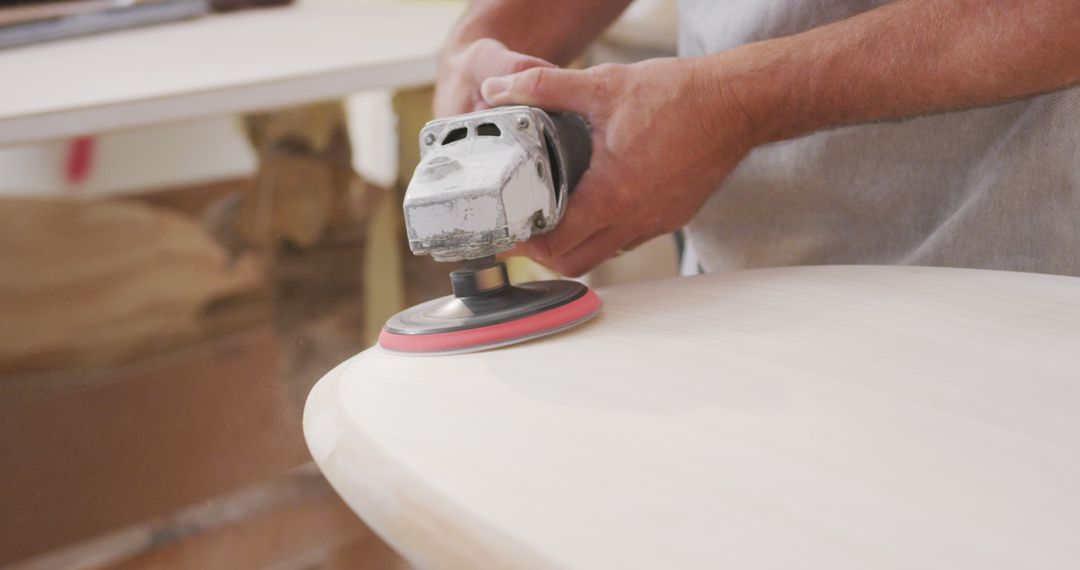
<box><xmin>678</xmin><ymin>0</ymin><xmax>1080</xmax><ymax>276</ymax></box>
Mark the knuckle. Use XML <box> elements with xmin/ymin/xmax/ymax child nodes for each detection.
<box><xmin>461</xmin><ymin>41</ymin><xmax>482</xmax><ymax>63</ymax></box>
<box><xmin>588</xmin><ymin>63</ymin><xmax>621</xmax><ymax>91</ymax></box>
<box><xmin>590</xmin><ymin>63</ymin><xmax>620</xmax><ymax>79</ymax></box>
<box><xmin>509</xmin><ymin>56</ymin><xmax>542</xmax><ymax>74</ymax></box>
<box><xmin>518</xmin><ymin>67</ymin><xmax>550</xmax><ymax>98</ymax></box>
<box><xmin>464</xmin><ymin>38</ymin><xmax>501</xmax><ymax>64</ymax></box>
<box><xmin>473</xmin><ymin>37</ymin><xmax>502</xmax><ymax>53</ymax></box>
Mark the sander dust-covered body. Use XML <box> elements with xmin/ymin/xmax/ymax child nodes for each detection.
<box><xmin>378</xmin><ymin>106</ymin><xmax>602</xmax><ymax>355</ymax></box>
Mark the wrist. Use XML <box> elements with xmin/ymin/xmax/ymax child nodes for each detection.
<box><xmin>681</xmin><ymin>54</ymin><xmax>762</xmax><ymax>159</ymax></box>
<box><xmin>698</xmin><ymin>40</ymin><xmax>823</xmax><ymax>148</ymax></box>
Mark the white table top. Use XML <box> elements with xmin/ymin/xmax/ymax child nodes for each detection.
<box><xmin>304</xmin><ymin>265</ymin><xmax>1080</xmax><ymax>569</ymax></box>
<box><xmin>0</xmin><ymin>0</ymin><xmax>463</xmax><ymax>146</ymax></box>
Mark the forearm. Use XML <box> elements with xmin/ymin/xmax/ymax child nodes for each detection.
<box><xmin>709</xmin><ymin>0</ymin><xmax>1080</xmax><ymax>146</ymax></box>
<box><xmin>444</xmin><ymin>0</ymin><xmax>633</xmax><ymax>64</ymax></box>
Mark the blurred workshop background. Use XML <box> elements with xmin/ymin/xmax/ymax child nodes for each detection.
<box><xmin>0</xmin><ymin>0</ymin><xmax>677</xmax><ymax>568</ymax></box>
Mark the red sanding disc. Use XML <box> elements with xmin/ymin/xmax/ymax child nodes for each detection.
<box><xmin>379</xmin><ymin>288</ymin><xmax>602</xmax><ymax>355</ymax></box>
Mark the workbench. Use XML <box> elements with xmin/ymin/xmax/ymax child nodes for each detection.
<box><xmin>0</xmin><ymin>0</ymin><xmax>463</xmax><ymax>146</ymax></box>
<box><xmin>305</xmin><ymin>265</ymin><xmax>1080</xmax><ymax>569</ymax></box>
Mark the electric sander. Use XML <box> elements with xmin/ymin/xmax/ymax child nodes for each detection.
<box><xmin>378</xmin><ymin>105</ymin><xmax>602</xmax><ymax>355</ymax></box>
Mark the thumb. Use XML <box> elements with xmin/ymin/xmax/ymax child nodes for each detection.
<box><xmin>480</xmin><ymin>67</ymin><xmax>596</xmax><ymax>113</ymax></box>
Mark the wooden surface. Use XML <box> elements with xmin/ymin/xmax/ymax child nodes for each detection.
<box><xmin>304</xmin><ymin>265</ymin><xmax>1080</xmax><ymax>569</ymax></box>
<box><xmin>0</xmin><ymin>0</ymin><xmax>463</xmax><ymax>145</ymax></box>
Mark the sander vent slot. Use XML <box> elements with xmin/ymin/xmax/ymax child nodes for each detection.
<box><xmin>442</xmin><ymin>127</ymin><xmax>468</xmax><ymax>145</ymax></box>
<box><xmin>477</xmin><ymin>123</ymin><xmax>501</xmax><ymax>137</ymax></box>
<box><xmin>543</xmin><ymin>128</ymin><xmax>563</xmax><ymax>206</ymax></box>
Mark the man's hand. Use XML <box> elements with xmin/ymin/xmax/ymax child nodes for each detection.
<box><xmin>434</xmin><ymin>39</ymin><xmax>556</xmax><ymax>118</ymax></box>
<box><xmin>433</xmin><ymin>0</ymin><xmax>633</xmax><ymax>117</ymax></box>
<box><xmin>481</xmin><ymin>58</ymin><xmax>755</xmax><ymax>276</ymax></box>
<box><xmin>438</xmin><ymin>0</ymin><xmax>1080</xmax><ymax>277</ymax></box>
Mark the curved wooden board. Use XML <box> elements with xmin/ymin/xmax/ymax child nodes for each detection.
<box><xmin>305</xmin><ymin>265</ymin><xmax>1080</xmax><ymax>569</ymax></box>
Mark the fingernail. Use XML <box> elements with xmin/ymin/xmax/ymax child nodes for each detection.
<box><xmin>480</xmin><ymin>75</ymin><xmax>512</xmax><ymax>103</ymax></box>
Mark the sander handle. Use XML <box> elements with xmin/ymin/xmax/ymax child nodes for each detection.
<box><xmin>545</xmin><ymin>111</ymin><xmax>592</xmax><ymax>197</ymax></box>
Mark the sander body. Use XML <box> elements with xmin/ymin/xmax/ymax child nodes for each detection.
<box><xmin>379</xmin><ymin>106</ymin><xmax>602</xmax><ymax>355</ymax></box>
<box><xmin>403</xmin><ymin>105</ymin><xmax>592</xmax><ymax>262</ymax></box>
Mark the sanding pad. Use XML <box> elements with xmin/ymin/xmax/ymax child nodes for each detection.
<box><xmin>379</xmin><ymin>262</ymin><xmax>602</xmax><ymax>356</ymax></box>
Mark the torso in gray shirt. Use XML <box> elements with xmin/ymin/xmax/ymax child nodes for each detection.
<box><xmin>678</xmin><ymin>0</ymin><xmax>1080</xmax><ymax>276</ymax></box>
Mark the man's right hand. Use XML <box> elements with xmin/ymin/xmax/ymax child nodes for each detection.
<box><xmin>434</xmin><ymin>38</ymin><xmax>557</xmax><ymax>118</ymax></box>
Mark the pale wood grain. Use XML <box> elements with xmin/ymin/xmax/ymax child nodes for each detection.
<box><xmin>0</xmin><ymin>1</ymin><xmax>463</xmax><ymax>145</ymax></box>
<box><xmin>304</xmin><ymin>265</ymin><xmax>1080</xmax><ymax>569</ymax></box>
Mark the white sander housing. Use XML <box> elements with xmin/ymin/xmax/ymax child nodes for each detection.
<box><xmin>403</xmin><ymin>106</ymin><xmax>591</xmax><ymax>262</ymax></box>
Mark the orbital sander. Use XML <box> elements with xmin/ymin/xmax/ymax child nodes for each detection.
<box><xmin>378</xmin><ymin>105</ymin><xmax>601</xmax><ymax>355</ymax></box>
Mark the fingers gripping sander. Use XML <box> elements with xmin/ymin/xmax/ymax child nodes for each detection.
<box><xmin>379</xmin><ymin>106</ymin><xmax>601</xmax><ymax>355</ymax></box>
